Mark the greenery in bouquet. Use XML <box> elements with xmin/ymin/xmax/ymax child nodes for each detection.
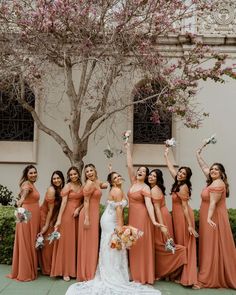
<box><xmin>14</xmin><ymin>207</ymin><xmax>32</xmax><ymax>223</ymax></box>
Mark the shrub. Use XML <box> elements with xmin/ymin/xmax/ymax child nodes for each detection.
<box><xmin>0</xmin><ymin>206</ymin><xmax>15</xmax><ymax>264</ymax></box>
<box><xmin>0</xmin><ymin>184</ymin><xmax>17</xmax><ymax>206</ymax></box>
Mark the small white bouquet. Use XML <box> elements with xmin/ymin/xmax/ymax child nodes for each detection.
<box><xmin>165</xmin><ymin>238</ymin><xmax>176</xmax><ymax>254</ymax></box>
<box><xmin>123</xmin><ymin>130</ymin><xmax>131</xmax><ymax>143</ymax></box>
<box><xmin>164</xmin><ymin>137</ymin><xmax>176</xmax><ymax>147</ymax></box>
<box><xmin>35</xmin><ymin>235</ymin><xmax>44</xmax><ymax>249</ymax></box>
<box><xmin>14</xmin><ymin>207</ymin><xmax>32</xmax><ymax>223</ymax></box>
<box><xmin>204</xmin><ymin>134</ymin><xmax>217</xmax><ymax>146</ymax></box>
<box><xmin>47</xmin><ymin>230</ymin><xmax>61</xmax><ymax>244</ymax></box>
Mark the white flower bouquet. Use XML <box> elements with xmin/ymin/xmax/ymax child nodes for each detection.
<box><xmin>14</xmin><ymin>207</ymin><xmax>32</xmax><ymax>223</ymax></box>
<box><xmin>165</xmin><ymin>238</ymin><xmax>176</xmax><ymax>254</ymax></box>
<box><xmin>122</xmin><ymin>130</ymin><xmax>131</xmax><ymax>143</ymax></box>
<box><xmin>164</xmin><ymin>137</ymin><xmax>176</xmax><ymax>147</ymax></box>
<box><xmin>35</xmin><ymin>235</ymin><xmax>44</xmax><ymax>249</ymax></box>
<box><xmin>204</xmin><ymin>134</ymin><xmax>217</xmax><ymax>146</ymax></box>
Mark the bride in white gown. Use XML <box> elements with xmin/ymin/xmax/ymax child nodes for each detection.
<box><xmin>66</xmin><ymin>172</ymin><xmax>161</xmax><ymax>295</ymax></box>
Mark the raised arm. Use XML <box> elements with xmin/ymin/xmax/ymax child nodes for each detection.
<box><xmin>40</xmin><ymin>187</ymin><xmax>55</xmax><ymax>235</ymax></box>
<box><xmin>164</xmin><ymin>147</ymin><xmax>177</xmax><ymax>179</ymax></box>
<box><xmin>125</xmin><ymin>143</ymin><xmax>135</xmax><ymax>184</ymax></box>
<box><xmin>179</xmin><ymin>185</ymin><xmax>199</xmax><ymax>238</ymax></box>
<box><xmin>207</xmin><ymin>180</ymin><xmax>222</xmax><ymax>228</ymax></box>
<box><xmin>54</xmin><ymin>184</ymin><xmax>69</xmax><ymax>230</ymax></box>
<box><xmin>83</xmin><ymin>180</ymin><xmax>94</xmax><ymax>229</ymax></box>
<box><xmin>196</xmin><ymin>148</ymin><xmax>210</xmax><ymax>177</ymax></box>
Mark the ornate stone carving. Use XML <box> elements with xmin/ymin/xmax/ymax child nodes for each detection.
<box><xmin>197</xmin><ymin>1</ymin><xmax>236</xmax><ymax>36</ymax></box>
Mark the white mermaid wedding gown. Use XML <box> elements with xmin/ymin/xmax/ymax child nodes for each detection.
<box><xmin>65</xmin><ymin>200</ymin><xmax>161</xmax><ymax>295</ymax></box>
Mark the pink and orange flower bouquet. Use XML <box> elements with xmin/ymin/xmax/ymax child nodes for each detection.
<box><xmin>110</xmin><ymin>225</ymin><xmax>143</xmax><ymax>250</ymax></box>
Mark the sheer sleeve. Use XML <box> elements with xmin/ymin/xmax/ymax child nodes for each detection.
<box><xmin>142</xmin><ymin>185</ymin><xmax>151</xmax><ymax>198</ymax></box>
<box><xmin>20</xmin><ymin>182</ymin><xmax>33</xmax><ymax>194</ymax></box>
<box><xmin>152</xmin><ymin>194</ymin><xmax>163</xmax><ymax>204</ymax></box>
<box><xmin>60</xmin><ymin>188</ymin><xmax>71</xmax><ymax>198</ymax></box>
<box><xmin>176</xmin><ymin>191</ymin><xmax>189</xmax><ymax>201</ymax></box>
<box><xmin>208</xmin><ymin>186</ymin><xmax>225</xmax><ymax>194</ymax></box>
<box><xmin>83</xmin><ymin>186</ymin><xmax>95</xmax><ymax>198</ymax></box>
<box><xmin>45</xmin><ymin>194</ymin><xmax>55</xmax><ymax>204</ymax></box>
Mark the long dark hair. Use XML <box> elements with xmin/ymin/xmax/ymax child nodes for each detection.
<box><xmin>50</xmin><ymin>170</ymin><xmax>65</xmax><ymax>222</ymax></box>
<box><xmin>66</xmin><ymin>166</ymin><xmax>82</xmax><ymax>185</ymax></box>
<box><xmin>149</xmin><ymin>169</ymin><xmax>166</xmax><ymax>195</ymax></box>
<box><xmin>207</xmin><ymin>163</ymin><xmax>229</xmax><ymax>198</ymax></box>
<box><xmin>171</xmin><ymin>166</ymin><xmax>192</xmax><ymax>196</ymax></box>
<box><xmin>136</xmin><ymin>166</ymin><xmax>149</xmax><ymax>185</ymax></box>
<box><xmin>50</xmin><ymin>170</ymin><xmax>65</xmax><ymax>202</ymax></box>
<box><xmin>19</xmin><ymin>165</ymin><xmax>37</xmax><ymax>187</ymax></box>
<box><xmin>107</xmin><ymin>171</ymin><xmax>117</xmax><ymax>190</ymax></box>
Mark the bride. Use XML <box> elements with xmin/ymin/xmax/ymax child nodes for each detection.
<box><xmin>66</xmin><ymin>172</ymin><xmax>162</xmax><ymax>295</ymax></box>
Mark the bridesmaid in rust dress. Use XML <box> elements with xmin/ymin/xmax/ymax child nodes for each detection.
<box><xmin>51</xmin><ymin>166</ymin><xmax>83</xmax><ymax>281</ymax></box>
<box><xmin>38</xmin><ymin>170</ymin><xmax>65</xmax><ymax>275</ymax></box>
<box><xmin>77</xmin><ymin>163</ymin><xmax>107</xmax><ymax>281</ymax></box>
<box><xmin>195</xmin><ymin>147</ymin><xmax>236</xmax><ymax>289</ymax></box>
<box><xmin>7</xmin><ymin>165</ymin><xmax>40</xmax><ymax>281</ymax></box>
<box><xmin>164</xmin><ymin>147</ymin><xmax>198</xmax><ymax>287</ymax></box>
<box><xmin>125</xmin><ymin>143</ymin><xmax>164</xmax><ymax>284</ymax></box>
<box><xmin>148</xmin><ymin>169</ymin><xmax>187</xmax><ymax>280</ymax></box>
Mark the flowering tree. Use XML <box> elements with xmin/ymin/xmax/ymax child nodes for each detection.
<box><xmin>0</xmin><ymin>0</ymin><xmax>235</xmax><ymax>170</ymax></box>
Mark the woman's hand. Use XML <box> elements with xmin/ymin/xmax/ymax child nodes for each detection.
<box><xmin>73</xmin><ymin>208</ymin><xmax>80</xmax><ymax>218</ymax></box>
<box><xmin>207</xmin><ymin>218</ymin><xmax>216</xmax><ymax>229</ymax></box>
<box><xmin>54</xmin><ymin>220</ymin><xmax>61</xmax><ymax>231</ymax></box>
<box><xmin>188</xmin><ymin>225</ymin><xmax>199</xmax><ymax>237</ymax></box>
<box><xmin>153</xmin><ymin>221</ymin><xmax>167</xmax><ymax>229</ymax></box>
<box><xmin>160</xmin><ymin>226</ymin><xmax>169</xmax><ymax>237</ymax></box>
<box><xmin>84</xmin><ymin>216</ymin><xmax>90</xmax><ymax>229</ymax></box>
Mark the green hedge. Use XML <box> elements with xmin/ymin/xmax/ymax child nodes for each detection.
<box><xmin>1</xmin><ymin>206</ymin><xmax>235</xmax><ymax>265</ymax></box>
<box><xmin>0</xmin><ymin>206</ymin><xmax>15</xmax><ymax>264</ymax></box>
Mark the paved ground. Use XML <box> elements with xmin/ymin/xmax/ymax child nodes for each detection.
<box><xmin>0</xmin><ymin>265</ymin><xmax>235</xmax><ymax>295</ymax></box>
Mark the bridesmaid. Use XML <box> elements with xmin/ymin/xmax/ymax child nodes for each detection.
<box><xmin>164</xmin><ymin>147</ymin><xmax>198</xmax><ymax>287</ymax></box>
<box><xmin>51</xmin><ymin>166</ymin><xmax>83</xmax><ymax>281</ymax></box>
<box><xmin>125</xmin><ymin>143</ymin><xmax>164</xmax><ymax>284</ymax></box>
<box><xmin>39</xmin><ymin>170</ymin><xmax>65</xmax><ymax>275</ymax></box>
<box><xmin>195</xmin><ymin>147</ymin><xmax>236</xmax><ymax>289</ymax></box>
<box><xmin>77</xmin><ymin>163</ymin><xmax>107</xmax><ymax>281</ymax></box>
<box><xmin>148</xmin><ymin>169</ymin><xmax>187</xmax><ymax>280</ymax></box>
<box><xmin>7</xmin><ymin>165</ymin><xmax>40</xmax><ymax>281</ymax></box>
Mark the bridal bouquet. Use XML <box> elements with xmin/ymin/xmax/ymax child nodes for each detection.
<box><xmin>110</xmin><ymin>225</ymin><xmax>143</xmax><ymax>250</ymax></box>
<box><xmin>46</xmin><ymin>230</ymin><xmax>61</xmax><ymax>244</ymax></box>
<box><xmin>165</xmin><ymin>238</ymin><xmax>176</xmax><ymax>254</ymax></box>
<box><xmin>14</xmin><ymin>207</ymin><xmax>32</xmax><ymax>223</ymax></box>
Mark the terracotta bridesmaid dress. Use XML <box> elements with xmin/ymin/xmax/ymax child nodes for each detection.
<box><xmin>8</xmin><ymin>182</ymin><xmax>40</xmax><ymax>281</ymax></box>
<box><xmin>172</xmin><ymin>192</ymin><xmax>197</xmax><ymax>286</ymax></box>
<box><xmin>77</xmin><ymin>186</ymin><xmax>102</xmax><ymax>281</ymax></box>
<box><xmin>128</xmin><ymin>189</ymin><xmax>155</xmax><ymax>284</ymax></box>
<box><xmin>39</xmin><ymin>192</ymin><xmax>60</xmax><ymax>275</ymax></box>
<box><xmin>198</xmin><ymin>185</ymin><xmax>236</xmax><ymax>289</ymax></box>
<box><xmin>152</xmin><ymin>194</ymin><xmax>187</xmax><ymax>279</ymax></box>
<box><xmin>50</xmin><ymin>188</ymin><xmax>83</xmax><ymax>278</ymax></box>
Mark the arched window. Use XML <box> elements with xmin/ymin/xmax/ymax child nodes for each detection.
<box><xmin>133</xmin><ymin>80</ymin><xmax>172</xmax><ymax>144</ymax></box>
<box><xmin>0</xmin><ymin>81</ymin><xmax>35</xmax><ymax>141</ymax></box>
